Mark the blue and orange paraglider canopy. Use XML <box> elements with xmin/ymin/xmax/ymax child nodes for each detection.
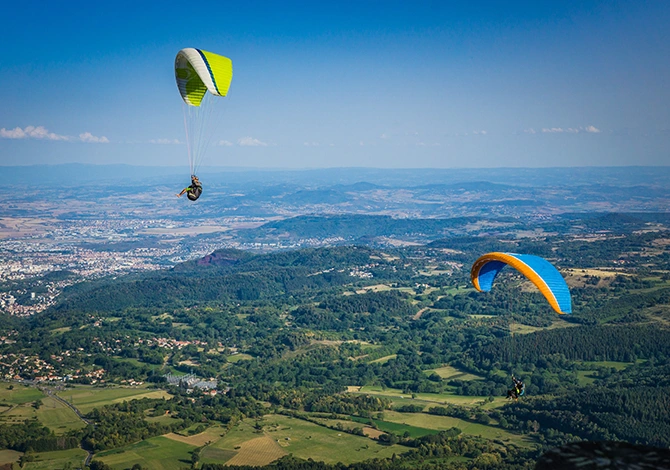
<box><xmin>470</xmin><ymin>252</ymin><xmax>572</xmax><ymax>314</ymax></box>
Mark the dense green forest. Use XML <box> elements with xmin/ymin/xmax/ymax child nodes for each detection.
<box><xmin>1</xmin><ymin>213</ymin><xmax>670</xmax><ymax>468</ymax></box>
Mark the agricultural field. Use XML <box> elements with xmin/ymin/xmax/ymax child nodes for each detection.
<box><xmin>0</xmin><ymin>383</ymin><xmax>46</xmax><ymax>426</ymax></box>
<box><xmin>0</xmin><ymin>382</ymin><xmax>44</xmax><ymax>405</ymax></box>
<box><xmin>227</xmin><ymin>353</ymin><xmax>254</xmax><ymax>363</ymax></box>
<box><xmin>380</xmin><ymin>411</ymin><xmax>534</xmax><ymax>447</ymax></box>
<box><xmin>35</xmin><ymin>395</ymin><xmax>86</xmax><ymax>434</ymax></box>
<box><xmin>0</xmin><ymin>449</ymin><xmax>22</xmax><ymax>466</ymax></box>
<box><xmin>352</xmin><ymin>386</ymin><xmax>507</xmax><ymax>410</ymax></box>
<box><xmin>95</xmin><ymin>436</ymin><xmax>196</xmax><ymax>470</ymax></box>
<box><xmin>22</xmin><ymin>448</ymin><xmax>88</xmax><ymax>470</ymax></box>
<box><xmin>202</xmin><ymin>414</ymin><xmax>404</xmax><ymax>466</ymax></box>
<box><xmin>56</xmin><ymin>385</ymin><xmax>171</xmax><ymax>414</ymax></box>
<box><xmin>425</xmin><ymin>365</ymin><xmax>483</xmax><ymax>381</ymax></box>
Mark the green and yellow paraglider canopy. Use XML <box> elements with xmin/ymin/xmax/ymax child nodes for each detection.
<box><xmin>175</xmin><ymin>48</ymin><xmax>233</xmax><ymax>107</ymax></box>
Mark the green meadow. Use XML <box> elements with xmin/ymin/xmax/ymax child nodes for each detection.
<box><xmin>56</xmin><ymin>385</ymin><xmax>171</xmax><ymax>414</ymax></box>
<box><xmin>95</xmin><ymin>436</ymin><xmax>196</xmax><ymax>470</ymax></box>
<box><xmin>35</xmin><ymin>395</ymin><xmax>86</xmax><ymax>434</ymax></box>
<box><xmin>23</xmin><ymin>448</ymin><xmax>88</xmax><ymax>470</ymax></box>
<box><xmin>353</xmin><ymin>385</ymin><xmax>507</xmax><ymax>410</ymax></box>
<box><xmin>204</xmin><ymin>415</ymin><xmax>404</xmax><ymax>466</ymax></box>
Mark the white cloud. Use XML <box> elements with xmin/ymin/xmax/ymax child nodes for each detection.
<box><xmin>79</xmin><ymin>132</ymin><xmax>110</xmax><ymax>143</ymax></box>
<box><xmin>149</xmin><ymin>138</ymin><xmax>182</xmax><ymax>145</ymax></box>
<box><xmin>380</xmin><ymin>133</ymin><xmax>389</xmax><ymax>139</ymax></box>
<box><xmin>0</xmin><ymin>125</ymin><xmax>70</xmax><ymax>141</ymax></box>
<box><xmin>540</xmin><ymin>125</ymin><xmax>600</xmax><ymax>134</ymax></box>
<box><xmin>238</xmin><ymin>136</ymin><xmax>268</xmax><ymax>147</ymax></box>
<box><xmin>523</xmin><ymin>128</ymin><xmax>537</xmax><ymax>134</ymax></box>
<box><xmin>218</xmin><ymin>140</ymin><xmax>233</xmax><ymax>146</ymax></box>
<box><xmin>303</xmin><ymin>142</ymin><xmax>320</xmax><ymax>147</ymax></box>
<box><xmin>472</xmin><ymin>130</ymin><xmax>488</xmax><ymax>135</ymax></box>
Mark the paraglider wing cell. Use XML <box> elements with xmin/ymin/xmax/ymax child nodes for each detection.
<box><xmin>470</xmin><ymin>252</ymin><xmax>572</xmax><ymax>314</ymax></box>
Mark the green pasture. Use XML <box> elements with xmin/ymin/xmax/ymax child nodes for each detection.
<box><xmin>576</xmin><ymin>370</ymin><xmax>597</xmax><ymax>385</ymax></box>
<box><xmin>23</xmin><ymin>448</ymin><xmax>88</xmax><ymax>470</ymax></box>
<box><xmin>369</xmin><ymin>354</ymin><xmax>397</xmax><ymax>364</ymax></box>
<box><xmin>56</xmin><ymin>385</ymin><xmax>171</xmax><ymax>414</ymax></box>
<box><xmin>35</xmin><ymin>396</ymin><xmax>86</xmax><ymax>434</ymax></box>
<box><xmin>0</xmin><ymin>382</ymin><xmax>44</xmax><ymax>405</ymax></box>
<box><xmin>95</xmin><ymin>436</ymin><xmax>196</xmax><ymax>470</ymax></box>
<box><xmin>207</xmin><ymin>415</ymin><xmax>404</xmax><ymax>465</ymax></box>
<box><xmin>353</xmin><ymin>386</ymin><xmax>507</xmax><ymax>410</ymax></box>
<box><xmin>58</xmin><ymin>385</ymin><xmax>171</xmax><ymax>414</ymax></box>
<box><xmin>0</xmin><ymin>449</ymin><xmax>22</xmax><ymax>465</ymax></box>
<box><xmin>425</xmin><ymin>365</ymin><xmax>483</xmax><ymax>381</ymax></box>
<box><xmin>579</xmin><ymin>360</ymin><xmax>634</xmax><ymax>370</ymax></box>
<box><xmin>227</xmin><ymin>353</ymin><xmax>253</xmax><ymax>363</ymax></box>
<box><xmin>350</xmin><ymin>415</ymin><xmax>437</xmax><ymax>438</ymax></box>
<box><xmin>381</xmin><ymin>411</ymin><xmax>534</xmax><ymax>447</ymax></box>
<box><xmin>0</xmin><ymin>400</ymin><xmax>39</xmax><ymax>425</ymax></box>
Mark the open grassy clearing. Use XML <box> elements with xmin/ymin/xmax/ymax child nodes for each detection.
<box><xmin>95</xmin><ymin>436</ymin><xmax>196</xmax><ymax>470</ymax></box>
<box><xmin>35</xmin><ymin>395</ymin><xmax>86</xmax><ymax>434</ymax></box>
<box><xmin>225</xmin><ymin>435</ymin><xmax>287</xmax><ymax>467</ymax></box>
<box><xmin>57</xmin><ymin>385</ymin><xmax>171</xmax><ymax>414</ymax></box>
<box><xmin>263</xmin><ymin>415</ymin><xmax>403</xmax><ymax>464</ymax></box>
<box><xmin>425</xmin><ymin>365</ymin><xmax>483</xmax><ymax>381</ymax></box>
<box><xmin>23</xmin><ymin>448</ymin><xmax>88</xmax><ymax>470</ymax></box>
<box><xmin>228</xmin><ymin>353</ymin><xmax>254</xmax><ymax>362</ymax></box>
<box><xmin>353</xmin><ymin>386</ymin><xmax>507</xmax><ymax>410</ymax></box>
<box><xmin>165</xmin><ymin>425</ymin><xmax>225</xmax><ymax>446</ymax></box>
<box><xmin>579</xmin><ymin>360</ymin><xmax>634</xmax><ymax>370</ymax></box>
<box><xmin>509</xmin><ymin>320</ymin><xmax>579</xmax><ymax>335</ymax></box>
<box><xmin>369</xmin><ymin>354</ymin><xmax>397</xmax><ymax>364</ymax></box>
<box><xmin>574</xmin><ymin>360</ymin><xmax>635</xmax><ymax>385</ymax></box>
<box><xmin>382</xmin><ymin>411</ymin><xmax>534</xmax><ymax>447</ymax></box>
<box><xmin>350</xmin><ymin>416</ymin><xmax>437</xmax><ymax>438</ymax></box>
<box><xmin>0</xmin><ymin>382</ymin><xmax>44</xmax><ymax>404</ymax></box>
<box><xmin>576</xmin><ymin>370</ymin><xmax>597</xmax><ymax>385</ymax></box>
<box><xmin>0</xmin><ymin>401</ymin><xmax>39</xmax><ymax>425</ymax></box>
<box><xmin>145</xmin><ymin>412</ymin><xmax>177</xmax><ymax>426</ymax></box>
<box><xmin>206</xmin><ymin>415</ymin><xmax>404</xmax><ymax>466</ymax></box>
<box><xmin>0</xmin><ymin>449</ymin><xmax>22</xmax><ymax>465</ymax></box>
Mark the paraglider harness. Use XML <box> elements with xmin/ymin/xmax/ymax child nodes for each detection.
<box><xmin>507</xmin><ymin>376</ymin><xmax>525</xmax><ymax>400</ymax></box>
<box><xmin>183</xmin><ymin>175</ymin><xmax>202</xmax><ymax>201</ymax></box>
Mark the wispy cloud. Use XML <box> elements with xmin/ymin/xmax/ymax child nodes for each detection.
<box><xmin>537</xmin><ymin>125</ymin><xmax>601</xmax><ymax>134</ymax></box>
<box><xmin>472</xmin><ymin>130</ymin><xmax>488</xmax><ymax>135</ymax></box>
<box><xmin>379</xmin><ymin>133</ymin><xmax>389</xmax><ymax>139</ymax></box>
<box><xmin>0</xmin><ymin>126</ymin><xmax>110</xmax><ymax>143</ymax></box>
<box><xmin>523</xmin><ymin>128</ymin><xmax>537</xmax><ymax>134</ymax></box>
<box><xmin>238</xmin><ymin>136</ymin><xmax>267</xmax><ymax>147</ymax></box>
<box><xmin>0</xmin><ymin>125</ymin><xmax>70</xmax><ymax>141</ymax></box>
<box><xmin>218</xmin><ymin>140</ymin><xmax>233</xmax><ymax>146</ymax></box>
<box><xmin>303</xmin><ymin>142</ymin><xmax>320</xmax><ymax>147</ymax></box>
<box><xmin>79</xmin><ymin>132</ymin><xmax>110</xmax><ymax>143</ymax></box>
<box><xmin>149</xmin><ymin>138</ymin><xmax>182</xmax><ymax>145</ymax></box>
<box><xmin>542</xmin><ymin>127</ymin><xmax>579</xmax><ymax>133</ymax></box>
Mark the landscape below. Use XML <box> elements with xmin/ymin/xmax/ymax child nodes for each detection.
<box><xmin>1</xmin><ymin>167</ymin><xmax>669</xmax><ymax>469</ymax></box>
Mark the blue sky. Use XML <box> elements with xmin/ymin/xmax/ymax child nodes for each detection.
<box><xmin>1</xmin><ymin>0</ymin><xmax>668</xmax><ymax>168</ymax></box>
